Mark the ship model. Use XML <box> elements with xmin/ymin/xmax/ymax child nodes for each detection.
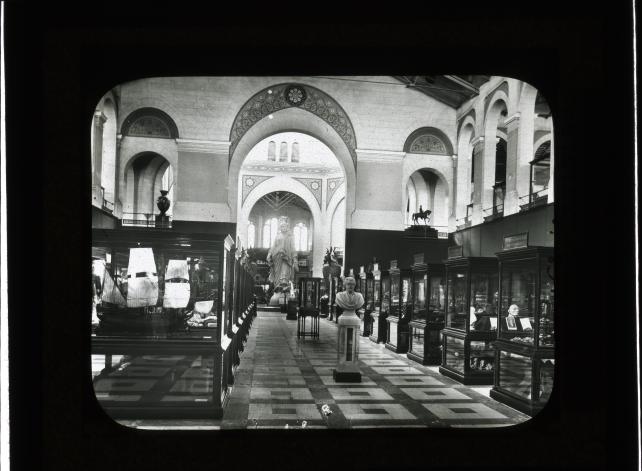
<box><xmin>95</xmin><ymin>248</ymin><xmax>216</xmax><ymax>333</ymax></box>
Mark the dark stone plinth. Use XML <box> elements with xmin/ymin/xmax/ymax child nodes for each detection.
<box><xmin>155</xmin><ymin>215</ymin><xmax>170</xmax><ymax>228</ymax></box>
<box><xmin>333</xmin><ymin>367</ymin><xmax>362</xmax><ymax>383</ymax></box>
<box><xmin>403</xmin><ymin>225</ymin><xmax>438</xmax><ymax>239</ymax></box>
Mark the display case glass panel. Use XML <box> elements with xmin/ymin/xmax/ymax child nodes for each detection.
<box><xmin>539</xmin><ymin>358</ymin><xmax>554</xmax><ymax>402</ymax></box>
<box><xmin>446</xmin><ymin>270</ymin><xmax>467</xmax><ymax>330</ymax></box>
<box><xmin>444</xmin><ymin>335</ymin><xmax>465</xmax><ymax>372</ymax></box>
<box><xmin>469</xmin><ymin>272</ymin><xmax>499</xmax><ymax>332</ymax></box>
<box><xmin>499</xmin><ymin>261</ymin><xmax>535</xmax><ymax>343</ymax></box>
<box><xmin>390</xmin><ymin>271</ymin><xmax>400</xmax><ymax>317</ymax></box>
<box><xmin>539</xmin><ymin>262</ymin><xmax>554</xmax><ymax>347</ymax></box>
<box><xmin>469</xmin><ymin>340</ymin><xmax>494</xmax><ymax>372</ymax></box>
<box><xmin>412</xmin><ymin>274</ymin><xmax>427</xmax><ymax>322</ymax></box>
<box><xmin>388</xmin><ymin>320</ymin><xmax>398</xmax><ymax>345</ymax></box>
<box><xmin>428</xmin><ymin>275</ymin><xmax>445</xmax><ymax>322</ymax></box>
<box><xmin>366</xmin><ymin>278</ymin><xmax>375</xmax><ymax>310</ymax></box>
<box><xmin>498</xmin><ymin>350</ymin><xmax>533</xmax><ymax>400</ymax></box>
<box><xmin>381</xmin><ymin>276</ymin><xmax>391</xmax><ymax>313</ymax></box>
<box><xmin>410</xmin><ymin>326</ymin><xmax>424</xmax><ymax>357</ymax></box>
<box><xmin>373</xmin><ymin>275</ymin><xmax>381</xmax><ymax>311</ymax></box>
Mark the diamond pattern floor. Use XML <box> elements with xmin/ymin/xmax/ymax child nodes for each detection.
<box><xmin>117</xmin><ymin>309</ymin><xmax>530</xmax><ymax>429</ymax></box>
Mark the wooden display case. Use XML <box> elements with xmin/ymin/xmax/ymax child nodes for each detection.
<box><xmin>91</xmin><ymin>229</ymin><xmax>237</xmax><ymax>419</ymax></box>
<box><xmin>490</xmin><ymin>245</ymin><xmax>554</xmax><ymax>416</ymax></box>
<box><xmin>385</xmin><ymin>260</ymin><xmax>412</xmax><ymax>353</ymax></box>
<box><xmin>369</xmin><ymin>264</ymin><xmax>389</xmax><ymax>343</ymax></box>
<box><xmin>439</xmin><ymin>252</ymin><xmax>498</xmax><ymax>385</ymax></box>
<box><xmin>407</xmin><ymin>253</ymin><xmax>446</xmax><ymax>365</ymax></box>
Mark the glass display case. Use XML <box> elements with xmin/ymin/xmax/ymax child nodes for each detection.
<box><xmin>407</xmin><ymin>253</ymin><xmax>445</xmax><ymax>365</ymax></box>
<box><xmin>439</xmin><ymin>255</ymin><xmax>498</xmax><ymax>385</ymax></box>
<box><xmin>91</xmin><ymin>228</ymin><xmax>237</xmax><ymax>419</ymax></box>
<box><xmin>385</xmin><ymin>260</ymin><xmax>412</xmax><ymax>353</ymax></box>
<box><xmin>369</xmin><ymin>264</ymin><xmax>389</xmax><ymax>343</ymax></box>
<box><xmin>298</xmin><ymin>277</ymin><xmax>322</xmax><ymax>315</ymax></box>
<box><xmin>358</xmin><ymin>267</ymin><xmax>374</xmax><ymax>337</ymax></box>
<box><xmin>490</xmin><ymin>246</ymin><xmax>555</xmax><ymax>415</ymax></box>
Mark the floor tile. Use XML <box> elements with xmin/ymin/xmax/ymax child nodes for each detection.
<box><xmin>422</xmin><ymin>403</ymin><xmax>508</xmax><ymax>420</ymax></box>
<box><xmin>400</xmin><ymin>387</ymin><xmax>472</xmax><ymax>401</ymax></box>
<box><xmin>328</xmin><ymin>387</ymin><xmax>394</xmax><ymax>401</ymax></box>
<box><xmin>337</xmin><ymin>403</ymin><xmax>416</xmax><ymax>420</ymax></box>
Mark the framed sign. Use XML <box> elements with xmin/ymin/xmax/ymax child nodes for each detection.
<box><xmin>503</xmin><ymin>232</ymin><xmax>529</xmax><ymax>250</ymax></box>
<box><xmin>506</xmin><ymin>315</ymin><xmax>518</xmax><ymax>330</ymax></box>
<box><xmin>448</xmin><ymin>245</ymin><xmax>463</xmax><ymax>259</ymax></box>
<box><xmin>519</xmin><ymin>317</ymin><xmax>533</xmax><ymax>331</ymax></box>
<box><xmin>413</xmin><ymin>253</ymin><xmax>424</xmax><ymax>265</ymax></box>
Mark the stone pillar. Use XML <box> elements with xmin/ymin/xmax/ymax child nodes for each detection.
<box><xmin>449</xmin><ymin>154</ymin><xmax>457</xmax><ymax>229</ymax></box>
<box><xmin>548</xmin><ymin>125</ymin><xmax>555</xmax><ymax>202</ymax></box>
<box><xmin>470</xmin><ymin>137</ymin><xmax>485</xmax><ymax>225</ymax></box>
<box><xmin>482</xmin><ymin>132</ymin><xmax>497</xmax><ymax>218</ymax></box>
<box><xmin>504</xmin><ymin>113</ymin><xmax>521</xmax><ymax>215</ymax></box>
<box><xmin>92</xmin><ymin>111</ymin><xmax>107</xmax><ymax>206</ymax></box>
<box><xmin>114</xmin><ymin>134</ymin><xmax>123</xmax><ymax>216</ymax></box>
<box><xmin>516</xmin><ymin>108</ymin><xmax>535</xmax><ymax>206</ymax></box>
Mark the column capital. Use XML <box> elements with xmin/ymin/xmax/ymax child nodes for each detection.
<box><xmin>503</xmin><ymin>112</ymin><xmax>521</xmax><ymax>129</ymax></box>
<box><xmin>470</xmin><ymin>136</ymin><xmax>485</xmax><ymax>148</ymax></box>
<box><xmin>93</xmin><ymin>111</ymin><xmax>107</xmax><ymax>127</ymax></box>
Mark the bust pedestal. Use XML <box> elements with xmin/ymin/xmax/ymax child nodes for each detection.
<box><xmin>333</xmin><ymin>309</ymin><xmax>362</xmax><ymax>382</ymax></box>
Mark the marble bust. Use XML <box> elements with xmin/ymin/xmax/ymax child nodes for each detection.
<box><xmin>335</xmin><ymin>276</ymin><xmax>364</xmax><ymax>312</ymax></box>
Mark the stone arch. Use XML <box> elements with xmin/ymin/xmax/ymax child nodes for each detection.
<box><xmin>122</xmin><ymin>152</ymin><xmax>174</xmax><ymax>219</ymax></box>
<box><xmin>403</xmin><ymin>126</ymin><xmax>454</xmax><ymax>155</ymax></box>
<box><xmin>229</xmin><ymin>83</ymin><xmax>357</xmax><ymax>167</ymax></box>
<box><xmin>228</xmin><ymin>106</ymin><xmax>356</xmax><ymax>229</ymax></box>
<box><xmin>121</xmin><ymin>107</ymin><xmax>180</xmax><ymax>139</ymax></box>
<box><xmin>533</xmin><ymin>134</ymin><xmax>552</xmax><ymax>157</ymax></box>
<box><xmin>481</xmin><ymin>94</ymin><xmax>509</xmax><ymax>212</ymax></box>
<box><xmin>238</xmin><ymin>175</ymin><xmax>325</xmax><ymax>277</ymax></box>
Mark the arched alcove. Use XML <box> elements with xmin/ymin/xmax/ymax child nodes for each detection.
<box><xmin>122</xmin><ymin>152</ymin><xmax>174</xmax><ymax>225</ymax></box>
<box><xmin>405</xmin><ymin>168</ymin><xmax>449</xmax><ymax>230</ymax></box>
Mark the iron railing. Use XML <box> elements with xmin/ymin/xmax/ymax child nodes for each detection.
<box><xmin>121</xmin><ymin>212</ymin><xmax>172</xmax><ymax>228</ymax></box>
<box><xmin>483</xmin><ymin>203</ymin><xmax>504</xmax><ymax>221</ymax></box>
<box><xmin>99</xmin><ymin>187</ymin><xmax>114</xmax><ymax>213</ymax></box>
<box><xmin>519</xmin><ymin>188</ymin><xmax>549</xmax><ymax>211</ymax></box>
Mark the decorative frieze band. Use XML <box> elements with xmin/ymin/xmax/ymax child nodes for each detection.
<box><xmin>176</xmin><ymin>139</ymin><xmax>231</xmax><ymax>154</ymax></box>
<box><xmin>356</xmin><ymin>149</ymin><xmax>405</xmax><ymax>163</ymax></box>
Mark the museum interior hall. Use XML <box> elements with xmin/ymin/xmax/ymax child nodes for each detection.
<box><xmin>90</xmin><ymin>75</ymin><xmax>554</xmax><ymax>429</ymax></box>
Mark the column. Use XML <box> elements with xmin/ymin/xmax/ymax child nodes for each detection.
<box><xmin>470</xmin><ymin>137</ymin><xmax>485</xmax><ymax>225</ymax></box>
<box><xmin>92</xmin><ymin>111</ymin><xmax>107</xmax><ymax>206</ymax></box>
<box><xmin>516</xmin><ymin>108</ymin><xmax>535</xmax><ymax>207</ymax></box>
<box><xmin>449</xmin><ymin>155</ymin><xmax>457</xmax><ymax>229</ymax></box>
<box><xmin>548</xmin><ymin>125</ymin><xmax>554</xmax><ymax>202</ymax></box>
<box><xmin>504</xmin><ymin>113</ymin><xmax>521</xmax><ymax>215</ymax></box>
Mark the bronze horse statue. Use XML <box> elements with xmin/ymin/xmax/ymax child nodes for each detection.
<box><xmin>412</xmin><ymin>207</ymin><xmax>432</xmax><ymax>225</ymax></box>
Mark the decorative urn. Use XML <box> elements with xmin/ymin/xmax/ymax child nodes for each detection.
<box><xmin>157</xmin><ymin>190</ymin><xmax>171</xmax><ymax>216</ymax></box>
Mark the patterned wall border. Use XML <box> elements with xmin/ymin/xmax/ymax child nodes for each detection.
<box><xmin>242</xmin><ymin>175</ymin><xmax>274</xmax><ymax>205</ymax></box>
<box><xmin>293</xmin><ymin>177</ymin><xmax>322</xmax><ymax>209</ymax></box>
<box><xmin>229</xmin><ymin>83</ymin><xmax>357</xmax><ymax>168</ymax></box>
<box><xmin>326</xmin><ymin>177</ymin><xmax>344</xmax><ymax>209</ymax></box>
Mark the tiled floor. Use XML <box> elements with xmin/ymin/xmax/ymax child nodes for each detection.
<box><xmin>116</xmin><ymin>309</ymin><xmax>530</xmax><ymax>429</ymax></box>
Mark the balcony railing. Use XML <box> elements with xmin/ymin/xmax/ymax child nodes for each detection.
<box><xmin>121</xmin><ymin>212</ymin><xmax>172</xmax><ymax>228</ymax></box>
<box><xmin>519</xmin><ymin>188</ymin><xmax>549</xmax><ymax>211</ymax></box>
<box><xmin>98</xmin><ymin>187</ymin><xmax>114</xmax><ymax>213</ymax></box>
<box><xmin>483</xmin><ymin>203</ymin><xmax>504</xmax><ymax>221</ymax></box>
<box><xmin>455</xmin><ymin>216</ymin><xmax>472</xmax><ymax>231</ymax></box>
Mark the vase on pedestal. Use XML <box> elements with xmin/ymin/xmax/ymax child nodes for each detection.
<box><xmin>157</xmin><ymin>190</ymin><xmax>171</xmax><ymax>216</ymax></box>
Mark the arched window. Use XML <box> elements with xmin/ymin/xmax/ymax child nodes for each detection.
<box><xmin>247</xmin><ymin>222</ymin><xmax>256</xmax><ymax>248</ymax></box>
<box><xmin>267</xmin><ymin>141</ymin><xmax>276</xmax><ymax>161</ymax></box>
<box><xmin>293</xmin><ymin>222</ymin><xmax>308</xmax><ymax>251</ymax></box>
<box><xmin>493</xmin><ymin>137</ymin><xmax>507</xmax><ymax>212</ymax></box>
<box><xmin>279</xmin><ymin>142</ymin><xmax>288</xmax><ymax>162</ymax></box>
<box><xmin>291</xmin><ymin>141</ymin><xmax>300</xmax><ymax>162</ymax></box>
<box><xmin>262</xmin><ymin>217</ymin><xmax>279</xmax><ymax>248</ymax></box>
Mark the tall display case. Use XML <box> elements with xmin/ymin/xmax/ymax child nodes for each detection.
<box><xmin>91</xmin><ymin>228</ymin><xmax>236</xmax><ymax>419</ymax></box>
<box><xmin>407</xmin><ymin>253</ymin><xmax>446</xmax><ymax>365</ymax></box>
<box><xmin>490</xmin><ymin>245</ymin><xmax>554</xmax><ymax>416</ymax></box>
<box><xmin>439</xmin><ymin>249</ymin><xmax>499</xmax><ymax>385</ymax></box>
<box><xmin>369</xmin><ymin>264</ymin><xmax>388</xmax><ymax>343</ymax></box>
<box><xmin>358</xmin><ymin>266</ymin><xmax>375</xmax><ymax>337</ymax></box>
<box><xmin>298</xmin><ymin>277</ymin><xmax>322</xmax><ymax>315</ymax></box>
<box><xmin>385</xmin><ymin>260</ymin><xmax>412</xmax><ymax>353</ymax></box>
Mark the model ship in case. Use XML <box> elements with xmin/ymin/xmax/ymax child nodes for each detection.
<box><xmin>96</xmin><ymin>248</ymin><xmax>216</xmax><ymax>332</ymax></box>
